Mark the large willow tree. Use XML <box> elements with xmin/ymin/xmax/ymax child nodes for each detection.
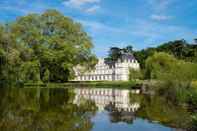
<box><xmin>145</xmin><ymin>52</ymin><xmax>197</xmax><ymax>104</ymax></box>
<box><xmin>0</xmin><ymin>10</ymin><xmax>97</xmax><ymax>83</ymax></box>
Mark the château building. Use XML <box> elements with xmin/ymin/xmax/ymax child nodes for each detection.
<box><xmin>73</xmin><ymin>53</ymin><xmax>140</xmax><ymax>81</ymax></box>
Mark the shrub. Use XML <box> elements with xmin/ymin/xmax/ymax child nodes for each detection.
<box><xmin>145</xmin><ymin>52</ymin><xmax>197</xmax><ymax>105</ymax></box>
<box><xmin>129</xmin><ymin>68</ymin><xmax>143</xmax><ymax>80</ymax></box>
<box><xmin>20</xmin><ymin>60</ymin><xmax>41</xmax><ymax>83</ymax></box>
<box><xmin>191</xmin><ymin>81</ymin><xmax>197</xmax><ymax>89</ymax></box>
<box><xmin>191</xmin><ymin>114</ymin><xmax>197</xmax><ymax>131</ymax></box>
<box><xmin>43</xmin><ymin>69</ymin><xmax>50</xmax><ymax>83</ymax></box>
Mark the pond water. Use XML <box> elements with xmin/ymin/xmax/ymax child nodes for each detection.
<box><xmin>0</xmin><ymin>87</ymin><xmax>192</xmax><ymax>131</ymax></box>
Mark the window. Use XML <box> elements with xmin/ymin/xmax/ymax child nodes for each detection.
<box><xmin>84</xmin><ymin>76</ymin><xmax>86</xmax><ymax>81</ymax></box>
<box><xmin>95</xmin><ymin>76</ymin><xmax>97</xmax><ymax>80</ymax></box>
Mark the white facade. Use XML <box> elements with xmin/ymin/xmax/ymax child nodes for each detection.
<box><xmin>73</xmin><ymin>54</ymin><xmax>140</xmax><ymax>81</ymax></box>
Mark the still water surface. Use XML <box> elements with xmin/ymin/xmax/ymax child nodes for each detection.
<box><xmin>0</xmin><ymin>87</ymin><xmax>192</xmax><ymax>131</ymax></box>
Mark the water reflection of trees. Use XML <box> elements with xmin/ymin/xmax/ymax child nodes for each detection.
<box><xmin>0</xmin><ymin>88</ymin><xmax>97</xmax><ymax>131</ymax></box>
<box><xmin>0</xmin><ymin>87</ymin><xmax>194</xmax><ymax>130</ymax></box>
<box><xmin>132</xmin><ymin>94</ymin><xmax>193</xmax><ymax>130</ymax></box>
<box><xmin>105</xmin><ymin>102</ymin><xmax>135</xmax><ymax>124</ymax></box>
<box><xmin>108</xmin><ymin>110</ymin><xmax>135</xmax><ymax>124</ymax></box>
<box><xmin>106</xmin><ymin>93</ymin><xmax>192</xmax><ymax>127</ymax></box>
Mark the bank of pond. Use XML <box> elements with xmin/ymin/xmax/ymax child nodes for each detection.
<box><xmin>0</xmin><ymin>86</ymin><xmax>196</xmax><ymax>131</ymax></box>
<box><xmin>24</xmin><ymin>81</ymin><xmax>140</xmax><ymax>89</ymax></box>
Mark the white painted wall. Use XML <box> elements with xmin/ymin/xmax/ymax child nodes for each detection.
<box><xmin>73</xmin><ymin>57</ymin><xmax>140</xmax><ymax>81</ymax></box>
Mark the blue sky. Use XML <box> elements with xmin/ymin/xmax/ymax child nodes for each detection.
<box><xmin>0</xmin><ymin>0</ymin><xmax>197</xmax><ymax>57</ymax></box>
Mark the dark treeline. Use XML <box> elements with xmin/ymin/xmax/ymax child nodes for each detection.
<box><xmin>104</xmin><ymin>46</ymin><xmax>133</xmax><ymax>66</ymax></box>
<box><xmin>134</xmin><ymin>39</ymin><xmax>197</xmax><ymax>68</ymax></box>
<box><xmin>0</xmin><ymin>10</ymin><xmax>97</xmax><ymax>85</ymax></box>
<box><xmin>105</xmin><ymin>39</ymin><xmax>197</xmax><ymax>69</ymax></box>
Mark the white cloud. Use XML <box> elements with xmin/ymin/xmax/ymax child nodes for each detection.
<box><xmin>0</xmin><ymin>1</ymin><xmax>51</xmax><ymax>15</ymax></box>
<box><xmin>78</xmin><ymin>18</ymin><xmax>196</xmax><ymax>45</ymax></box>
<box><xmin>77</xmin><ymin>18</ymin><xmax>197</xmax><ymax>56</ymax></box>
<box><xmin>85</xmin><ymin>5</ymin><xmax>100</xmax><ymax>13</ymax></box>
<box><xmin>148</xmin><ymin>0</ymin><xmax>176</xmax><ymax>21</ymax></box>
<box><xmin>63</xmin><ymin>0</ymin><xmax>100</xmax><ymax>13</ymax></box>
<box><xmin>129</xmin><ymin>19</ymin><xmax>197</xmax><ymax>46</ymax></box>
<box><xmin>64</xmin><ymin>0</ymin><xmax>100</xmax><ymax>8</ymax></box>
<box><xmin>148</xmin><ymin>0</ymin><xmax>173</xmax><ymax>12</ymax></box>
<box><xmin>151</xmin><ymin>14</ymin><xmax>171</xmax><ymax>21</ymax></box>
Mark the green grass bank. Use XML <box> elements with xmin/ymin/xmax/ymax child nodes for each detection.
<box><xmin>24</xmin><ymin>80</ymin><xmax>141</xmax><ymax>89</ymax></box>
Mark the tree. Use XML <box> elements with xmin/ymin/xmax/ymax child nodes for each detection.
<box><xmin>194</xmin><ymin>39</ymin><xmax>197</xmax><ymax>44</ymax></box>
<box><xmin>43</xmin><ymin>69</ymin><xmax>50</xmax><ymax>83</ymax></box>
<box><xmin>157</xmin><ymin>39</ymin><xmax>189</xmax><ymax>59</ymax></box>
<box><xmin>134</xmin><ymin>48</ymin><xmax>156</xmax><ymax>69</ymax></box>
<box><xmin>0</xmin><ymin>10</ymin><xmax>98</xmax><ymax>85</ymax></box>
<box><xmin>0</xmin><ymin>24</ymin><xmax>22</xmax><ymax>84</ymax></box>
<box><xmin>145</xmin><ymin>52</ymin><xmax>178</xmax><ymax>79</ymax></box>
<box><xmin>104</xmin><ymin>47</ymin><xmax>122</xmax><ymax>67</ymax></box>
<box><xmin>145</xmin><ymin>52</ymin><xmax>197</xmax><ymax>103</ymax></box>
<box><xmin>20</xmin><ymin>61</ymin><xmax>41</xmax><ymax>83</ymax></box>
<box><xmin>104</xmin><ymin>45</ymin><xmax>134</xmax><ymax>67</ymax></box>
<box><xmin>134</xmin><ymin>39</ymin><xmax>197</xmax><ymax>69</ymax></box>
<box><xmin>9</xmin><ymin>9</ymin><xmax>97</xmax><ymax>83</ymax></box>
<box><xmin>122</xmin><ymin>45</ymin><xmax>133</xmax><ymax>54</ymax></box>
<box><xmin>129</xmin><ymin>69</ymin><xmax>142</xmax><ymax>80</ymax></box>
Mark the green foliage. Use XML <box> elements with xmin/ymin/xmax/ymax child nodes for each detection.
<box><xmin>43</xmin><ymin>69</ymin><xmax>50</xmax><ymax>83</ymax></box>
<box><xmin>145</xmin><ymin>52</ymin><xmax>178</xmax><ymax>79</ymax></box>
<box><xmin>134</xmin><ymin>39</ymin><xmax>197</xmax><ymax>68</ymax></box>
<box><xmin>104</xmin><ymin>46</ymin><xmax>133</xmax><ymax>66</ymax></box>
<box><xmin>191</xmin><ymin>114</ymin><xmax>197</xmax><ymax>130</ymax></box>
<box><xmin>0</xmin><ymin>10</ymin><xmax>97</xmax><ymax>84</ymax></box>
<box><xmin>191</xmin><ymin>81</ymin><xmax>197</xmax><ymax>89</ymax></box>
<box><xmin>0</xmin><ymin>88</ymin><xmax>97</xmax><ymax>131</ymax></box>
<box><xmin>0</xmin><ymin>48</ymin><xmax>6</xmax><ymax>80</ymax></box>
<box><xmin>12</xmin><ymin>9</ymin><xmax>97</xmax><ymax>82</ymax></box>
<box><xmin>145</xmin><ymin>52</ymin><xmax>197</xmax><ymax>105</ymax></box>
<box><xmin>137</xmin><ymin>95</ymin><xmax>192</xmax><ymax>129</ymax></box>
<box><xmin>129</xmin><ymin>93</ymin><xmax>143</xmax><ymax>103</ymax></box>
<box><xmin>104</xmin><ymin>47</ymin><xmax>122</xmax><ymax>66</ymax></box>
<box><xmin>145</xmin><ymin>52</ymin><xmax>197</xmax><ymax>81</ymax></box>
<box><xmin>188</xmin><ymin>87</ymin><xmax>197</xmax><ymax>108</ymax></box>
<box><xmin>20</xmin><ymin>61</ymin><xmax>41</xmax><ymax>83</ymax></box>
<box><xmin>134</xmin><ymin>48</ymin><xmax>156</xmax><ymax>69</ymax></box>
<box><xmin>157</xmin><ymin>39</ymin><xmax>197</xmax><ymax>62</ymax></box>
<box><xmin>129</xmin><ymin>68</ymin><xmax>143</xmax><ymax>80</ymax></box>
<box><xmin>0</xmin><ymin>24</ymin><xmax>22</xmax><ymax>84</ymax></box>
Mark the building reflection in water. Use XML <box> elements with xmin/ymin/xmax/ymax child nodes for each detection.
<box><xmin>73</xmin><ymin>88</ymin><xmax>140</xmax><ymax>123</ymax></box>
<box><xmin>74</xmin><ymin>88</ymin><xmax>140</xmax><ymax>112</ymax></box>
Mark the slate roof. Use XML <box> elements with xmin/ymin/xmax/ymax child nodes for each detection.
<box><xmin>120</xmin><ymin>53</ymin><xmax>136</xmax><ymax>60</ymax></box>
